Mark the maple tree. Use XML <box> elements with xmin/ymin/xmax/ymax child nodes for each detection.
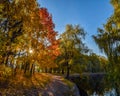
<box><xmin>19</xmin><ymin>7</ymin><xmax>60</xmax><ymax>75</ymax></box>
<box><xmin>36</xmin><ymin>8</ymin><xmax>60</xmax><ymax>70</ymax></box>
<box><xmin>39</xmin><ymin>8</ymin><xmax>60</xmax><ymax>57</ymax></box>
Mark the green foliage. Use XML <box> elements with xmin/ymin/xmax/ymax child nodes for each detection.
<box><xmin>111</xmin><ymin>0</ymin><xmax>120</xmax><ymax>27</ymax></box>
<box><xmin>93</xmin><ymin>0</ymin><xmax>120</xmax><ymax>94</ymax></box>
<box><xmin>71</xmin><ymin>53</ymin><xmax>108</xmax><ymax>74</ymax></box>
<box><xmin>57</xmin><ymin>24</ymin><xmax>88</xmax><ymax>77</ymax></box>
<box><xmin>62</xmin><ymin>78</ymin><xmax>74</xmax><ymax>89</ymax></box>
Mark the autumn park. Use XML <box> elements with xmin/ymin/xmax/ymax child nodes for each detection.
<box><xmin>0</xmin><ymin>0</ymin><xmax>120</xmax><ymax>96</ymax></box>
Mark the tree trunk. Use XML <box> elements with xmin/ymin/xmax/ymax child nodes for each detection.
<box><xmin>66</xmin><ymin>63</ymin><xmax>70</xmax><ymax>79</ymax></box>
<box><xmin>48</xmin><ymin>68</ymin><xmax>51</xmax><ymax>73</ymax></box>
<box><xmin>30</xmin><ymin>64</ymin><xmax>34</xmax><ymax>76</ymax></box>
<box><xmin>45</xmin><ymin>67</ymin><xmax>48</xmax><ymax>73</ymax></box>
<box><xmin>61</xmin><ymin>68</ymin><xmax>64</xmax><ymax>74</ymax></box>
<box><xmin>115</xmin><ymin>83</ymin><xmax>120</xmax><ymax>96</ymax></box>
<box><xmin>4</xmin><ymin>55</ymin><xmax>9</xmax><ymax>66</ymax></box>
<box><xmin>24</xmin><ymin>63</ymin><xmax>27</xmax><ymax>74</ymax></box>
<box><xmin>24</xmin><ymin>62</ymin><xmax>29</xmax><ymax>74</ymax></box>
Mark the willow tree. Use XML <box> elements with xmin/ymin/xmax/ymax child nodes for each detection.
<box><xmin>93</xmin><ymin>0</ymin><xmax>120</xmax><ymax>95</ymax></box>
<box><xmin>111</xmin><ymin>0</ymin><xmax>120</xmax><ymax>27</ymax></box>
<box><xmin>59</xmin><ymin>24</ymin><xmax>88</xmax><ymax>78</ymax></box>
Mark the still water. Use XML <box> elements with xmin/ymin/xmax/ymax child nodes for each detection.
<box><xmin>92</xmin><ymin>89</ymin><xmax>116</xmax><ymax>96</ymax></box>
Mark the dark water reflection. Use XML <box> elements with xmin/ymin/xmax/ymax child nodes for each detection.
<box><xmin>92</xmin><ymin>88</ymin><xmax>116</xmax><ymax>96</ymax></box>
<box><xmin>69</xmin><ymin>73</ymin><xmax>117</xmax><ymax>96</ymax></box>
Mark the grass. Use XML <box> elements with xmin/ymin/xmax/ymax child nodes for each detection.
<box><xmin>0</xmin><ymin>72</ymin><xmax>52</xmax><ymax>95</ymax></box>
<box><xmin>61</xmin><ymin>78</ymin><xmax>74</xmax><ymax>89</ymax></box>
<box><xmin>0</xmin><ymin>65</ymin><xmax>76</xmax><ymax>95</ymax></box>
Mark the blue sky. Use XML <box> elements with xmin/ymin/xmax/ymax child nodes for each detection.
<box><xmin>38</xmin><ymin>0</ymin><xmax>113</xmax><ymax>56</ymax></box>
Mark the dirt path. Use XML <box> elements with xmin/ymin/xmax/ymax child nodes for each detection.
<box><xmin>41</xmin><ymin>75</ymin><xmax>80</xmax><ymax>96</ymax></box>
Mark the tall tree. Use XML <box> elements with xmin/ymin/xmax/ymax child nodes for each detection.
<box><xmin>93</xmin><ymin>0</ymin><xmax>120</xmax><ymax>95</ymax></box>
<box><xmin>0</xmin><ymin>0</ymin><xmax>24</xmax><ymax>67</ymax></box>
<box><xmin>0</xmin><ymin>0</ymin><xmax>60</xmax><ymax>76</ymax></box>
<box><xmin>59</xmin><ymin>24</ymin><xmax>88</xmax><ymax>78</ymax></box>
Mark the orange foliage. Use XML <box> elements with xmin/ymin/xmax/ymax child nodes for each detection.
<box><xmin>39</xmin><ymin>8</ymin><xmax>60</xmax><ymax>59</ymax></box>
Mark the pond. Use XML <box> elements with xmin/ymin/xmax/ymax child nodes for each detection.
<box><xmin>92</xmin><ymin>88</ymin><xmax>116</xmax><ymax>96</ymax></box>
<box><xmin>69</xmin><ymin>73</ymin><xmax>118</xmax><ymax>96</ymax></box>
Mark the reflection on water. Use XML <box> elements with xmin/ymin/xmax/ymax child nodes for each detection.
<box><xmin>92</xmin><ymin>88</ymin><xmax>116</xmax><ymax>96</ymax></box>
<box><xmin>104</xmin><ymin>89</ymin><xmax>116</xmax><ymax>96</ymax></box>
